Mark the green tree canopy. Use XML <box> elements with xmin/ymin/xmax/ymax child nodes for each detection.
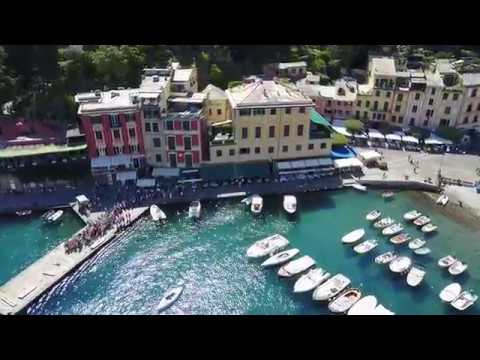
<box><xmin>345</xmin><ymin>118</ymin><xmax>364</xmax><ymax>134</ymax></box>
<box><xmin>332</xmin><ymin>132</ymin><xmax>348</xmax><ymax>146</ymax></box>
<box><xmin>436</xmin><ymin>126</ymin><xmax>464</xmax><ymax>143</ymax></box>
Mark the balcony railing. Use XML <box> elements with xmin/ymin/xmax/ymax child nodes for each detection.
<box><xmin>210</xmin><ymin>133</ymin><xmax>235</xmax><ymax>146</ymax></box>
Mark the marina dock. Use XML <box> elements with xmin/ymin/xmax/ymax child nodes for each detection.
<box><xmin>0</xmin><ymin>206</ymin><xmax>148</xmax><ymax>315</ymax></box>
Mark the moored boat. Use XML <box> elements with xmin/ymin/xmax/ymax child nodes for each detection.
<box><xmin>293</xmin><ymin>268</ymin><xmax>331</xmax><ymax>293</ymax></box>
<box><xmin>374</xmin><ymin>217</ymin><xmax>394</xmax><ymax>229</ymax></box>
<box><xmin>156</xmin><ymin>285</ymin><xmax>184</xmax><ymax>313</ymax></box>
<box><xmin>188</xmin><ymin>200</ymin><xmax>201</xmax><ymax>219</ymax></box>
<box><xmin>448</xmin><ymin>261</ymin><xmax>468</xmax><ymax>276</ymax></box>
<box><xmin>403</xmin><ymin>210</ymin><xmax>422</xmax><ymax>221</ymax></box>
<box><xmin>439</xmin><ymin>283</ymin><xmax>462</xmax><ymax>303</ymax></box>
<box><xmin>46</xmin><ymin>210</ymin><xmax>63</xmax><ymax>223</ymax></box>
<box><xmin>413</xmin><ymin>216</ymin><xmax>431</xmax><ymax>227</ymax></box>
<box><xmin>261</xmin><ymin>248</ymin><xmax>299</xmax><ymax>268</ymax></box>
<box><xmin>382</xmin><ymin>223</ymin><xmax>404</xmax><ymax>236</ymax></box>
<box><xmin>347</xmin><ymin>295</ymin><xmax>378</xmax><ymax>315</ymax></box>
<box><xmin>436</xmin><ymin>194</ymin><xmax>449</xmax><ymax>206</ymax></box>
<box><xmin>283</xmin><ymin>195</ymin><xmax>297</xmax><ymax>214</ymax></box>
<box><xmin>352</xmin><ymin>183</ymin><xmax>367</xmax><ymax>192</ymax></box>
<box><xmin>353</xmin><ymin>239</ymin><xmax>378</xmax><ymax>254</ymax></box>
<box><xmin>366</xmin><ymin>210</ymin><xmax>381</xmax><ymax>221</ymax></box>
<box><xmin>438</xmin><ymin>255</ymin><xmax>457</xmax><ymax>268</ymax></box>
<box><xmin>389</xmin><ymin>256</ymin><xmax>412</xmax><ymax>274</ymax></box>
<box><xmin>372</xmin><ymin>304</ymin><xmax>395</xmax><ymax>315</ymax></box>
<box><xmin>312</xmin><ymin>273</ymin><xmax>351</xmax><ymax>301</ymax></box>
<box><xmin>421</xmin><ymin>223</ymin><xmax>438</xmax><ymax>233</ymax></box>
<box><xmin>451</xmin><ymin>291</ymin><xmax>478</xmax><ymax>311</ymax></box>
<box><xmin>390</xmin><ymin>233</ymin><xmax>411</xmax><ymax>245</ymax></box>
<box><xmin>246</xmin><ymin>234</ymin><xmax>289</xmax><ymax>259</ymax></box>
<box><xmin>375</xmin><ymin>251</ymin><xmax>397</xmax><ymax>265</ymax></box>
<box><xmin>150</xmin><ymin>205</ymin><xmax>166</xmax><ymax>221</ymax></box>
<box><xmin>278</xmin><ymin>255</ymin><xmax>316</xmax><ymax>278</ymax></box>
<box><xmin>382</xmin><ymin>191</ymin><xmax>395</xmax><ymax>199</ymax></box>
<box><xmin>328</xmin><ymin>288</ymin><xmax>362</xmax><ymax>313</ymax></box>
<box><xmin>16</xmin><ymin>209</ymin><xmax>32</xmax><ymax>216</ymax></box>
<box><xmin>341</xmin><ymin>228</ymin><xmax>365</xmax><ymax>244</ymax></box>
<box><xmin>250</xmin><ymin>195</ymin><xmax>263</xmax><ymax>214</ymax></box>
<box><xmin>406</xmin><ymin>265</ymin><xmax>426</xmax><ymax>287</ymax></box>
<box><xmin>408</xmin><ymin>238</ymin><xmax>426</xmax><ymax>250</ymax></box>
<box><xmin>414</xmin><ymin>247</ymin><xmax>431</xmax><ymax>256</ymax></box>
<box><xmin>41</xmin><ymin>210</ymin><xmax>56</xmax><ymax>222</ymax></box>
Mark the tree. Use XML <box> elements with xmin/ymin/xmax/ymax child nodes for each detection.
<box><xmin>0</xmin><ymin>47</ymin><xmax>15</xmax><ymax>109</ymax></box>
<box><xmin>209</xmin><ymin>63</ymin><xmax>226</xmax><ymax>88</ymax></box>
<box><xmin>310</xmin><ymin>57</ymin><xmax>326</xmax><ymax>74</ymax></box>
<box><xmin>437</xmin><ymin>126</ymin><xmax>464</xmax><ymax>144</ymax></box>
<box><xmin>345</xmin><ymin>118</ymin><xmax>364</xmax><ymax>134</ymax></box>
<box><xmin>332</xmin><ymin>132</ymin><xmax>348</xmax><ymax>146</ymax></box>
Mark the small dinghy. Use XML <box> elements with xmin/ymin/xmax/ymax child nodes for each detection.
<box><xmin>261</xmin><ymin>248</ymin><xmax>300</xmax><ymax>268</ymax></box>
<box><xmin>366</xmin><ymin>210</ymin><xmax>381</xmax><ymax>221</ymax></box>
<box><xmin>390</xmin><ymin>233</ymin><xmax>411</xmax><ymax>245</ymax></box>
<box><xmin>413</xmin><ymin>216</ymin><xmax>431</xmax><ymax>227</ymax></box>
<box><xmin>408</xmin><ymin>238</ymin><xmax>426</xmax><ymax>250</ymax></box>
<box><xmin>414</xmin><ymin>247</ymin><xmax>431</xmax><ymax>256</ymax></box>
<box><xmin>374</xmin><ymin>217</ymin><xmax>394</xmax><ymax>229</ymax></box>
<box><xmin>312</xmin><ymin>274</ymin><xmax>351</xmax><ymax>301</ymax></box>
<box><xmin>375</xmin><ymin>251</ymin><xmax>397</xmax><ymax>265</ymax></box>
<box><xmin>382</xmin><ymin>191</ymin><xmax>395</xmax><ymax>199</ymax></box>
<box><xmin>150</xmin><ymin>205</ymin><xmax>166</xmax><ymax>221</ymax></box>
<box><xmin>348</xmin><ymin>295</ymin><xmax>378</xmax><ymax>315</ymax></box>
<box><xmin>352</xmin><ymin>183</ymin><xmax>367</xmax><ymax>192</ymax></box>
<box><xmin>16</xmin><ymin>209</ymin><xmax>32</xmax><ymax>216</ymax></box>
<box><xmin>46</xmin><ymin>210</ymin><xmax>64</xmax><ymax>223</ymax></box>
<box><xmin>438</xmin><ymin>255</ymin><xmax>457</xmax><ymax>268</ymax></box>
<box><xmin>448</xmin><ymin>261</ymin><xmax>468</xmax><ymax>276</ymax></box>
<box><xmin>41</xmin><ymin>210</ymin><xmax>56</xmax><ymax>222</ymax></box>
<box><xmin>341</xmin><ymin>228</ymin><xmax>365</xmax><ymax>244</ymax></box>
<box><xmin>293</xmin><ymin>268</ymin><xmax>331</xmax><ymax>293</ymax></box>
<box><xmin>389</xmin><ymin>256</ymin><xmax>412</xmax><ymax>274</ymax></box>
<box><xmin>156</xmin><ymin>285</ymin><xmax>184</xmax><ymax>313</ymax></box>
<box><xmin>241</xmin><ymin>196</ymin><xmax>252</xmax><ymax>206</ymax></box>
<box><xmin>188</xmin><ymin>200</ymin><xmax>201</xmax><ymax>219</ymax></box>
<box><xmin>328</xmin><ymin>288</ymin><xmax>362</xmax><ymax>313</ymax></box>
<box><xmin>382</xmin><ymin>223</ymin><xmax>404</xmax><ymax>236</ymax></box>
<box><xmin>451</xmin><ymin>291</ymin><xmax>478</xmax><ymax>311</ymax></box>
<box><xmin>421</xmin><ymin>223</ymin><xmax>438</xmax><ymax>233</ymax></box>
<box><xmin>283</xmin><ymin>195</ymin><xmax>297</xmax><ymax>214</ymax></box>
<box><xmin>403</xmin><ymin>210</ymin><xmax>422</xmax><ymax>221</ymax></box>
<box><xmin>439</xmin><ymin>283</ymin><xmax>462</xmax><ymax>303</ymax></box>
<box><xmin>250</xmin><ymin>195</ymin><xmax>263</xmax><ymax>214</ymax></box>
<box><xmin>278</xmin><ymin>255</ymin><xmax>316</xmax><ymax>278</ymax></box>
<box><xmin>436</xmin><ymin>194</ymin><xmax>449</xmax><ymax>206</ymax></box>
<box><xmin>246</xmin><ymin>234</ymin><xmax>289</xmax><ymax>259</ymax></box>
<box><xmin>407</xmin><ymin>266</ymin><xmax>426</xmax><ymax>287</ymax></box>
<box><xmin>353</xmin><ymin>239</ymin><xmax>378</xmax><ymax>254</ymax></box>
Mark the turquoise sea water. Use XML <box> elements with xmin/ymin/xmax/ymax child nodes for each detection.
<box><xmin>1</xmin><ymin>190</ymin><xmax>479</xmax><ymax>315</ymax></box>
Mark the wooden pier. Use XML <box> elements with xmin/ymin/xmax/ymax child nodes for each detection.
<box><xmin>0</xmin><ymin>206</ymin><xmax>148</xmax><ymax>315</ymax></box>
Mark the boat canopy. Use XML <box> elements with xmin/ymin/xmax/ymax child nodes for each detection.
<box><xmin>334</xmin><ymin>158</ymin><xmax>363</xmax><ymax>169</ymax></box>
<box><xmin>152</xmin><ymin>167</ymin><xmax>180</xmax><ymax>177</ymax></box>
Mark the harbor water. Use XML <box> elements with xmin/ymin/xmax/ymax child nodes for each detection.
<box><xmin>1</xmin><ymin>190</ymin><xmax>479</xmax><ymax>315</ymax></box>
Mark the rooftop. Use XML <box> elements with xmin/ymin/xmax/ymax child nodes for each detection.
<box><xmin>173</xmin><ymin>68</ymin><xmax>193</xmax><ymax>82</ymax></box>
<box><xmin>371</xmin><ymin>57</ymin><xmax>397</xmax><ymax>77</ymax></box>
<box><xmin>202</xmin><ymin>84</ymin><xmax>227</xmax><ymax>100</ymax></box>
<box><xmin>226</xmin><ymin>80</ymin><xmax>312</xmax><ymax>108</ymax></box>
<box><xmin>76</xmin><ymin>89</ymin><xmax>139</xmax><ymax>114</ymax></box>
<box><xmin>436</xmin><ymin>59</ymin><xmax>457</xmax><ymax>75</ymax></box>
<box><xmin>0</xmin><ymin>143</ymin><xmax>87</xmax><ymax>159</ymax></box>
<box><xmin>462</xmin><ymin>73</ymin><xmax>480</xmax><ymax>87</ymax></box>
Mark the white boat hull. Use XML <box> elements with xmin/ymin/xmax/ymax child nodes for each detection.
<box><xmin>439</xmin><ymin>283</ymin><xmax>462</xmax><ymax>303</ymax></box>
<box><xmin>278</xmin><ymin>256</ymin><xmax>316</xmax><ymax>278</ymax></box>
<box><xmin>342</xmin><ymin>229</ymin><xmax>365</xmax><ymax>244</ymax></box>
<box><xmin>246</xmin><ymin>234</ymin><xmax>289</xmax><ymax>259</ymax></box>
<box><xmin>313</xmin><ymin>274</ymin><xmax>351</xmax><ymax>301</ymax></box>
<box><xmin>293</xmin><ymin>269</ymin><xmax>331</xmax><ymax>293</ymax></box>
<box><xmin>156</xmin><ymin>286</ymin><xmax>184</xmax><ymax>313</ymax></box>
<box><xmin>261</xmin><ymin>248</ymin><xmax>299</xmax><ymax>268</ymax></box>
<box><xmin>407</xmin><ymin>267</ymin><xmax>426</xmax><ymax>287</ymax></box>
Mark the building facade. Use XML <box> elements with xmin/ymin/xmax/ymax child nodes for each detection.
<box><xmin>202</xmin><ymin>84</ymin><xmax>229</xmax><ymax>124</ymax></box>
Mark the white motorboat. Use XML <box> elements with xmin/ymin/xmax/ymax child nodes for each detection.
<box><xmin>293</xmin><ymin>268</ymin><xmax>331</xmax><ymax>293</ymax></box>
<box><xmin>413</xmin><ymin>216</ymin><xmax>431</xmax><ymax>227</ymax></box>
<box><xmin>150</xmin><ymin>205</ymin><xmax>166</xmax><ymax>221</ymax></box>
<box><xmin>375</xmin><ymin>251</ymin><xmax>397</xmax><ymax>265</ymax></box>
<box><xmin>246</xmin><ymin>234</ymin><xmax>289</xmax><ymax>259</ymax></box>
<box><xmin>283</xmin><ymin>195</ymin><xmax>297</xmax><ymax>214</ymax></box>
<box><xmin>390</xmin><ymin>233</ymin><xmax>411</xmax><ymax>245</ymax></box>
<box><xmin>261</xmin><ymin>248</ymin><xmax>300</xmax><ymax>268</ymax></box>
<box><xmin>328</xmin><ymin>288</ymin><xmax>362</xmax><ymax>313</ymax></box>
<box><xmin>451</xmin><ymin>291</ymin><xmax>478</xmax><ymax>311</ymax></box>
<box><xmin>372</xmin><ymin>304</ymin><xmax>395</xmax><ymax>315</ymax></box>
<box><xmin>421</xmin><ymin>223</ymin><xmax>438</xmax><ymax>233</ymax></box>
<box><xmin>414</xmin><ymin>247</ymin><xmax>431</xmax><ymax>256</ymax></box>
<box><xmin>389</xmin><ymin>256</ymin><xmax>412</xmax><ymax>274</ymax></box>
<box><xmin>448</xmin><ymin>261</ymin><xmax>468</xmax><ymax>276</ymax></box>
<box><xmin>353</xmin><ymin>239</ymin><xmax>378</xmax><ymax>254</ymax></box>
<box><xmin>41</xmin><ymin>210</ymin><xmax>56</xmax><ymax>222</ymax></box>
<box><xmin>156</xmin><ymin>285</ymin><xmax>184</xmax><ymax>313</ymax></box>
<box><xmin>278</xmin><ymin>255</ymin><xmax>316</xmax><ymax>278</ymax></box>
<box><xmin>241</xmin><ymin>196</ymin><xmax>252</xmax><ymax>206</ymax></box>
<box><xmin>403</xmin><ymin>210</ymin><xmax>422</xmax><ymax>221</ymax></box>
<box><xmin>374</xmin><ymin>217</ymin><xmax>394</xmax><ymax>229</ymax></box>
<box><xmin>188</xmin><ymin>200</ymin><xmax>201</xmax><ymax>219</ymax></box>
<box><xmin>341</xmin><ymin>228</ymin><xmax>365</xmax><ymax>244</ymax></box>
<box><xmin>348</xmin><ymin>295</ymin><xmax>378</xmax><ymax>315</ymax></box>
<box><xmin>436</xmin><ymin>194</ymin><xmax>449</xmax><ymax>206</ymax></box>
<box><xmin>438</xmin><ymin>255</ymin><xmax>457</xmax><ymax>268</ymax></box>
<box><xmin>408</xmin><ymin>238</ymin><xmax>426</xmax><ymax>250</ymax></box>
<box><xmin>439</xmin><ymin>283</ymin><xmax>462</xmax><ymax>303</ymax></box>
<box><xmin>312</xmin><ymin>274</ymin><xmax>351</xmax><ymax>301</ymax></box>
<box><xmin>382</xmin><ymin>223</ymin><xmax>404</xmax><ymax>236</ymax></box>
<box><xmin>16</xmin><ymin>209</ymin><xmax>32</xmax><ymax>216</ymax></box>
<box><xmin>382</xmin><ymin>191</ymin><xmax>395</xmax><ymax>199</ymax></box>
<box><xmin>250</xmin><ymin>195</ymin><xmax>263</xmax><ymax>214</ymax></box>
<box><xmin>46</xmin><ymin>210</ymin><xmax>63</xmax><ymax>223</ymax></box>
<box><xmin>406</xmin><ymin>266</ymin><xmax>426</xmax><ymax>287</ymax></box>
<box><xmin>366</xmin><ymin>210</ymin><xmax>381</xmax><ymax>221</ymax></box>
<box><xmin>352</xmin><ymin>183</ymin><xmax>367</xmax><ymax>192</ymax></box>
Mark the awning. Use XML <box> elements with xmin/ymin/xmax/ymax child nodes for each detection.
<box><xmin>211</xmin><ymin>120</ymin><xmax>233</xmax><ymax>127</ymax></box>
<box><xmin>386</xmin><ymin>134</ymin><xmax>402</xmax><ymax>141</ymax></box>
<box><xmin>136</xmin><ymin>178</ymin><xmax>156</xmax><ymax>188</ymax></box>
<box><xmin>310</xmin><ymin>109</ymin><xmax>332</xmax><ymax>128</ymax></box>
<box><xmin>334</xmin><ymin>158</ymin><xmax>363</xmax><ymax>168</ymax></box>
<box><xmin>401</xmin><ymin>135</ymin><xmax>419</xmax><ymax>144</ymax></box>
<box><xmin>116</xmin><ymin>171</ymin><xmax>137</xmax><ymax>182</ymax></box>
<box><xmin>200</xmin><ymin>162</ymin><xmax>271</xmax><ymax>181</ymax></box>
<box><xmin>368</xmin><ymin>130</ymin><xmax>385</xmax><ymax>139</ymax></box>
<box><xmin>353</xmin><ymin>132</ymin><xmax>368</xmax><ymax>139</ymax></box>
<box><xmin>426</xmin><ymin>134</ymin><xmax>453</xmax><ymax>145</ymax></box>
<box><xmin>275</xmin><ymin>157</ymin><xmax>333</xmax><ymax>171</ymax></box>
<box><xmin>152</xmin><ymin>167</ymin><xmax>180</xmax><ymax>177</ymax></box>
<box><xmin>332</xmin><ymin>126</ymin><xmax>352</xmax><ymax>137</ymax></box>
<box><xmin>91</xmin><ymin>155</ymin><xmax>133</xmax><ymax>169</ymax></box>
<box><xmin>358</xmin><ymin>150</ymin><xmax>382</xmax><ymax>162</ymax></box>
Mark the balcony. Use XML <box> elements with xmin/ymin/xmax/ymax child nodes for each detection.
<box><xmin>210</xmin><ymin>133</ymin><xmax>235</xmax><ymax>146</ymax></box>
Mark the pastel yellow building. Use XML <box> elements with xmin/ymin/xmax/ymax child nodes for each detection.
<box><xmin>202</xmin><ymin>84</ymin><xmax>229</xmax><ymax>124</ymax></box>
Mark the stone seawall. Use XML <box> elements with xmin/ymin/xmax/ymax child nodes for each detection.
<box><xmin>357</xmin><ymin>179</ymin><xmax>440</xmax><ymax>193</ymax></box>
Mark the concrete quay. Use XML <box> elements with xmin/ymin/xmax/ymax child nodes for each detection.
<box><xmin>0</xmin><ymin>206</ymin><xmax>148</xmax><ymax>315</ymax></box>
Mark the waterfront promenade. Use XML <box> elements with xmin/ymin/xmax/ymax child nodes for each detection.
<box><xmin>0</xmin><ymin>206</ymin><xmax>148</xmax><ymax>315</ymax></box>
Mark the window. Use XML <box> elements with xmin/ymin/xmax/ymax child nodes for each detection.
<box><xmin>463</xmin><ymin>117</ymin><xmax>469</xmax><ymax>124</ymax></box>
<box><xmin>299</xmin><ymin>107</ymin><xmax>306</xmax><ymax>114</ymax></box>
<box><xmin>155</xmin><ymin>154</ymin><xmax>162</xmax><ymax>162</ymax></box>
<box><xmin>128</xmin><ymin>128</ymin><xmax>136</xmax><ymax>138</ymax></box>
<box><xmin>453</xmin><ymin>93</ymin><xmax>459</xmax><ymax>101</ymax></box>
<box><xmin>284</xmin><ymin>125</ymin><xmax>290</xmax><ymax>137</ymax></box>
<box><xmin>268</xmin><ymin>146</ymin><xmax>274</xmax><ymax>154</ymax></box>
<box><xmin>410</xmin><ymin>118</ymin><xmax>415</xmax><ymax>126</ymax></box>
<box><xmin>269</xmin><ymin>126</ymin><xmax>275</xmax><ymax>138</ymax></box>
<box><xmin>412</xmin><ymin>105</ymin><xmax>418</xmax><ymax>113</ymax></box>
<box><xmin>443</xmin><ymin>93</ymin><xmax>449</xmax><ymax>100</ymax></box>
<box><xmin>357</xmin><ymin>100</ymin><xmax>362</xmax><ymax>107</ymax></box>
<box><xmin>285</xmin><ymin>108</ymin><xmax>291</xmax><ymax>114</ymax></box>
<box><xmin>209</xmin><ymin>109</ymin><xmax>212</xmax><ymax>116</ymax></box>
<box><xmin>229</xmin><ymin>149</ymin><xmax>235</xmax><ymax>156</ymax></box>
<box><xmin>166</xmin><ymin>121</ymin><xmax>174</xmax><ymax>130</ymax></box>
<box><xmin>167</xmin><ymin>136</ymin><xmax>175</xmax><ymax>150</ymax></box>
<box><xmin>383</xmin><ymin>102</ymin><xmax>389</xmax><ymax>112</ymax></box>
<box><xmin>477</xmin><ymin>103</ymin><xmax>480</xmax><ymax>111</ymax></box>
<box><xmin>182</xmin><ymin>121</ymin><xmax>190</xmax><ymax>131</ymax></box>
<box><xmin>423</xmin><ymin>120</ymin><xmax>428</xmax><ymax>126</ymax></box>
<box><xmin>255</xmin><ymin>147</ymin><xmax>260</xmax><ymax>154</ymax></box>
<box><xmin>366</xmin><ymin>101</ymin><xmax>370</xmax><ymax>108</ymax></box>
<box><xmin>152</xmin><ymin>122</ymin><xmax>159</xmax><ymax>132</ymax></box>
<box><xmin>113</xmin><ymin>146</ymin><xmax>120</xmax><ymax>155</ymax></box>
<box><xmin>282</xmin><ymin>145</ymin><xmax>288</xmax><ymax>153</ymax></box>
<box><xmin>255</xmin><ymin>127</ymin><xmax>261</xmax><ymax>138</ymax></box>
<box><xmin>327</xmin><ymin>100</ymin><xmax>332</xmax><ymax>107</ymax></box>
<box><xmin>253</xmin><ymin>108</ymin><xmax>265</xmax><ymax>116</ymax></box>
<box><xmin>320</xmin><ymin>143</ymin><xmax>326</xmax><ymax>149</ymax></box>
<box><xmin>431</xmin><ymin>88</ymin><xmax>436</xmax><ymax>95</ymax></box>
<box><xmin>363</xmin><ymin>111</ymin><xmax>368</xmax><ymax>119</ymax></box>
<box><xmin>399</xmin><ymin>116</ymin><xmax>404</xmax><ymax>123</ymax></box>
<box><xmin>308</xmin><ymin>144</ymin><xmax>314</xmax><ymax>150</ymax></box>
<box><xmin>392</xmin><ymin>116</ymin><xmax>396</xmax><ymax>122</ymax></box>
<box><xmin>372</xmin><ymin>113</ymin><xmax>377</xmax><ymax>120</ymax></box>
<box><xmin>386</xmin><ymin>91</ymin><xmax>391</xmax><ymax>97</ymax></box>
<box><xmin>239</xmin><ymin>147</ymin><xmax>250</xmax><ymax>155</ymax></box>
<box><xmin>355</xmin><ymin>111</ymin><xmax>360</xmax><ymax>119</ymax></box>
<box><xmin>109</xmin><ymin>114</ymin><xmax>120</xmax><ymax>128</ymax></box>
<box><xmin>467</xmin><ymin>104</ymin><xmax>472</xmax><ymax>112</ymax></box>
<box><xmin>471</xmin><ymin>88</ymin><xmax>477</xmax><ymax>97</ymax></box>
<box><xmin>296</xmin><ymin>144</ymin><xmax>302</xmax><ymax>151</ymax></box>
<box><xmin>91</xmin><ymin>116</ymin><xmax>102</xmax><ymax>125</ymax></box>
<box><xmin>270</xmin><ymin>108</ymin><xmax>276</xmax><ymax>115</ymax></box>
<box><xmin>382</xmin><ymin>114</ymin><xmax>386</xmax><ymax>120</ymax></box>
<box><xmin>415</xmin><ymin>93</ymin><xmax>420</xmax><ymax>101</ymax></box>
<box><xmin>395</xmin><ymin>105</ymin><xmax>401</xmax><ymax>112</ymax></box>
<box><xmin>445</xmin><ymin>106</ymin><xmax>451</xmax><ymax>115</ymax></box>
<box><xmin>373</xmin><ymin>101</ymin><xmax>378</xmax><ymax>111</ymax></box>
<box><xmin>113</xmin><ymin>129</ymin><xmax>120</xmax><ymax>139</ymax></box>
<box><xmin>474</xmin><ymin>115</ymin><xmax>478</xmax><ymax>123</ymax></box>
<box><xmin>242</xmin><ymin>127</ymin><xmax>248</xmax><ymax>139</ymax></box>
<box><xmin>375</xmin><ymin>90</ymin><xmax>380</xmax><ymax>97</ymax></box>
<box><xmin>216</xmin><ymin>150</ymin><xmax>222</xmax><ymax>157</ymax></box>
<box><xmin>217</xmin><ymin>109</ymin><xmax>222</xmax><ymax>115</ymax></box>
<box><xmin>95</xmin><ymin>131</ymin><xmax>103</xmax><ymax>140</ymax></box>
<box><xmin>337</xmin><ymin>101</ymin><xmax>341</xmax><ymax>106</ymax></box>
<box><xmin>239</xmin><ymin>109</ymin><xmax>251</xmax><ymax>116</ymax></box>
<box><xmin>297</xmin><ymin>124</ymin><xmax>304</xmax><ymax>136</ymax></box>
<box><xmin>346</xmin><ymin>111</ymin><xmax>350</xmax><ymax>115</ymax></box>
<box><xmin>153</xmin><ymin>138</ymin><xmax>161</xmax><ymax>148</ymax></box>
<box><xmin>145</xmin><ymin>123</ymin><xmax>151</xmax><ymax>132</ymax></box>
<box><xmin>428</xmin><ymin>98</ymin><xmax>434</xmax><ymax>106</ymax></box>
<box><xmin>397</xmin><ymin>94</ymin><xmax>403</xmax><ymax>102</ymax></box>
<box><xmin>184</xmin><ymin>137</ymin><xmax>191</xmax><ymax>151</ymax></box>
